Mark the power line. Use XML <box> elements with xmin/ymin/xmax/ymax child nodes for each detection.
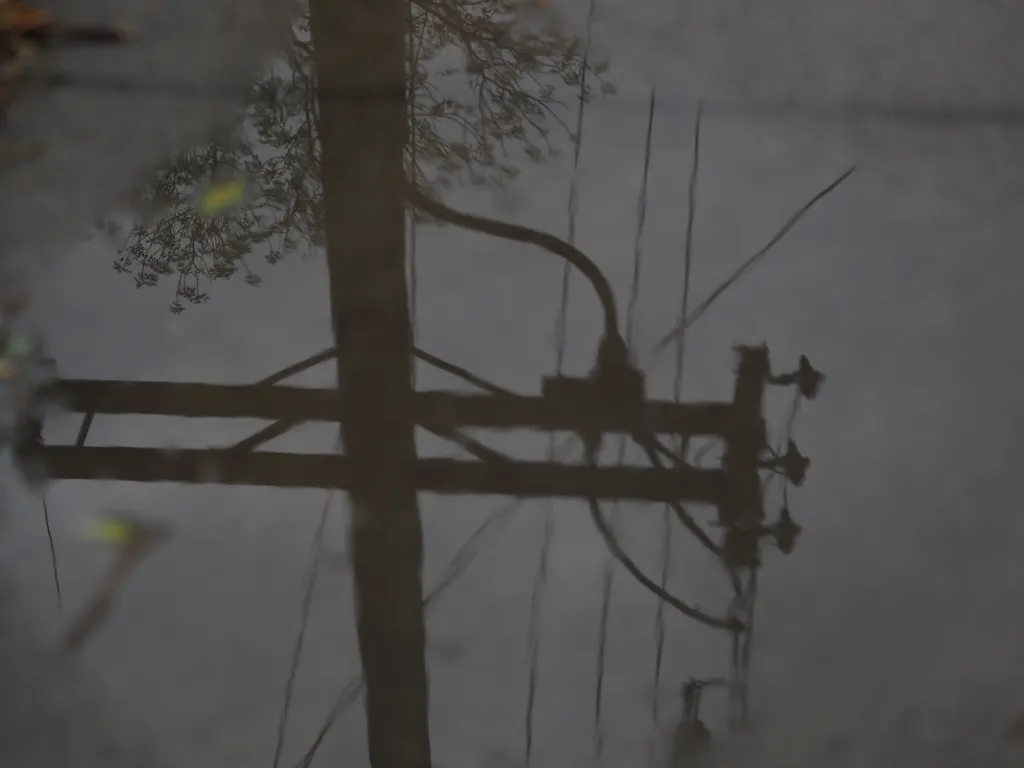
<box><xmin>270</xmin><ymin>437</ymin><xmax>341</xmax><ymax>768</ymax></box>
<box><xmin>523</xmin><ymin>0</ymin><xmax>596</xmax><ymax>756</ymax></box>
<box><xmin>585</xmin><ymin>493</ymin><xmax>741</xmax><ymax>632</ymax></box>
<box><xmin>625</xmin><ymin>87</ymin><xmax>656</xmax><ymax>345</ymax></box>
<box><xmin>522</xmin><ymin>0</ymin><xmax>602</xmax><ymax>752</ymax></box>
<box><xmin>651</xmin><ymin>165</ymin><xmax>856</xmax><ymax>356</ymax></box>
<box><xmin>39</xmin><ymin>492</ymin><xmax>62</xmax><ymax>612</ymax></box>
<box><xmin>649</xmin><ymin>99</ymin><xmax>703</xmax><ymax>763</ymax></box>
<box><xmin>594</xmin><ymin>86</ymin><xmax>657</xmax><ymax>763</ymax></box>
<box><xmin>406</xmin><ymin>183</ymin><xmax>620</xmax><ymax>340</ymax></box>
<box><xmin>290</xmin><ymin>497</ymin><xmax>522</xmax><ymax>768</ymax></box>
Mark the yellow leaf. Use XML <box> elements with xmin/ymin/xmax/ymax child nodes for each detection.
<box><xmin>86</xmin><ymin>519</ymin><xmax>136</xmax><ymax>543</ymax></box>
<box><xmin>196</xmin><ymin>180</ymin><xmax>245</xmax><ymax>216</ymax></box>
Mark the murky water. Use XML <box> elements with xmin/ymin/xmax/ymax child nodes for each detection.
<box><xmin>3</xmin><ymin>1</ymin><xmax>1024</xmax><ymax>767</ymax></box>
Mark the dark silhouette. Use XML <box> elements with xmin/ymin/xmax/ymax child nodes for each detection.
<box><xmin>13</xmin><ymin>6</ymin><xmax>832</xmax><ymax>761</ymax></box>
<box><xmin>98</xmin><ymin>0</ymin><xmax>612</xmax><ymax>312</ymax></box>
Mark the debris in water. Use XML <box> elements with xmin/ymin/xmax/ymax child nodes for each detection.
<box><xmin>86</xmin><ymin>517</ymin><xmax>138</xmax><ymax>544</ymax></box>
<box><xmin>66</xmin><ymin>514</ymin><xmax>171</xmax><ymax>651</ymax></box>
<box><xmin>196</xmin><ymin>179</ymin><xmax>246</xmax><ymax>216</ymax></box>
<box><xmin>83</xmin><ymin>513</ymin><xmax>169</xmax><ymax>545</ymax></box>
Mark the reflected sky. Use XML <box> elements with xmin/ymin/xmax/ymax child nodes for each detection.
<box><xmin>3</xmin><ymin>1</ymin><xmax>1024</xmax><ymax>767</ymax></box>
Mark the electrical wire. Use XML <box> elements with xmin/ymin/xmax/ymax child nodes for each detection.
<box><xmin>283</xmin><ymin>367</ymin><xmax>528</xmax><ymax>767</ymax></box>
<box><xmin>648</xmin><ymin>505</ymin><xmax>671</xmax><ymax>762</ymax></box>
<box><xmin>405</xmin><ymin>182</ymin><xmax>620</xmax><ymax>340</ymax></box>
<box><xmin>259</xmin><ymin>347</ymin><xmax>529</xmax><ymax>768</ymax></box>
<box><xmin>625</xmin><ymin>87</ymin><xmax>656</xmax><ymax>343</ymax></box>
<box><xmin>593</xmin><ymin>87</ymin><xmax>656</xmax><ymax>762</ymax></box>
<box><xmin>736</xmin><ymin>568</ymin><xmax>758</xmax><ymax>726</ymax></box>
<box><xmin>290</xmin><ymin>495</ymin><xmax>523</xmax><ymax>768</ymax></box>
<box><xmin>523</xmin><ymin>493</ymin><xmax>553</xmax><ymax>764</ymax></box>
<box><xmin>675</xmin><ymin>99</ymin><xmax>702</xmax><ymax>389</ymax></box>
<box><xmin>523</xmin><ymin>2</ymin><xmax>596</xmax><ymax>757</ymax></box>
<box><xmin>593</xmin><ymin>544</ymin><xmax>615</xmax><ymax>759</ymax></box>
<box><xmin>270</xmin><ymin>434</ymin><xmax>342</xmax><ymax>768</ymax></box>
<box><xmin>724</xmin><ymin>363</ymin><xmax>807</xmax><ymax>728</ymax></box>
<box><xmin>648</xmin><ymin>100</ymin><xmax>702</xmax><ymax>764</ymax></box>
<box><xmin>40</xmin><ymin>491</ymin><xmax>62</xmax><ymax>611</ymax></box>
<box><xmin>633</xmin><ymin>436</ymin><xmax>740</xmax><ymax>596</ymax></box>
<box><xmin>291</xmin><ymin>427</ymin><xmax>580</xmax><ymax>768</ymax></box>
<box><xmin>584</xmin><ymin>487</ymin><xmax>741</xmax><ymax>632</ymax></box>
<box><xmin>651</xmin><ymin>165</ymin><xmax>856</xmax><ymax>356</ymax></box>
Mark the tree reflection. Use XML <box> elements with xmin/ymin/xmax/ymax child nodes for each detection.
<box><xmin>101</xmin><ymin>0</ymin><xmax>612</xmax><ymax>312</ymax></box>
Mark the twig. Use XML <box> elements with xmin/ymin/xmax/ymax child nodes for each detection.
<box><xmin>63</xmin><ymin>521</ymin><xmax>169</xmax><ymax>651</ymax></box>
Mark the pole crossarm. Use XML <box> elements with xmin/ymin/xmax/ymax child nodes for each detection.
<box><xmin>34</xmin><ymin>446</ymin><xmax>727</xmax><ymax>502</ymax></box>
<box><xmin>54</xmin><ymin>379</ymin><xmax>744</xmax><ymax>436</ymax></box>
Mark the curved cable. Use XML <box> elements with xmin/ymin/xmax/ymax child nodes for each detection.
<box><xmin>585</xmin><ymin>486</ymin><xmax>742</xmax><ymax>632</ymax></box>
<box><xmin>39</xmin><ymin>492</ymin><xmax>62</xmax><ymax>611</ymax></box>
<box><xmin>633</xmin><ymin>434</ymin><xmax>742</xmax><ymax>597</ymax></box>
<box><xmin>405</xmin><ymin>181</ymin><xmax>620</xmax><ymax>340</ymax></box>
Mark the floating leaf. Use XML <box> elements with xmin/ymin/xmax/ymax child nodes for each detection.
<box><xmin>196</xmin><ymin>179</ymin><xmax>246</xmax><ymax>216</ymax></box>
<box><xmin>86</xmin><ymin>518</ymin><xmax>137</xmax><ymax>543</ymax></box>
<box><xmin>84</xmin><ymin>514</ymin><xmax>167</xmax><ymax>546</ymax></box>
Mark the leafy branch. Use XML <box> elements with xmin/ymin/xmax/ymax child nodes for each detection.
<box><xmin>100</xmin><ymin>0</ymin><xmax>614</xmax><ymax>311</ymax></box>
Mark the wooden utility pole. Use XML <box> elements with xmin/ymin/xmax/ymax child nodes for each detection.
<box><xmin>309</xmin><ymin>0</ymin><xmax>430</xmax><ymax>766</ymax></box>
<box><xmin>17</xmin><ymin>4</ymin><xmax>821</xmax><ymax>757</ymax></box>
